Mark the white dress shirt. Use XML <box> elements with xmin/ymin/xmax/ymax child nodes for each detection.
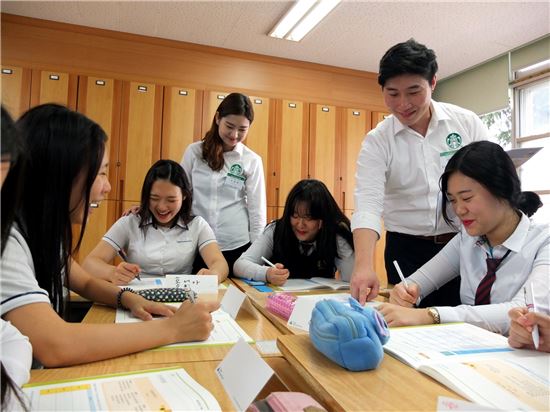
<box><xmin>409</xmin><ymin>214</ymin><xmax>550</xmax><ymax>334</ymax></box>
<box><xmin>233</xmin><ymin>223</ymin><xmax>355</xmax><ymax>282</ymax></box>
<box><xmin>1</xmin><ymin>227</ymin><xmax>51</xmax><ymax>316</ymax></box>
<box><xmin>352</xmin><ymin>101</ymin><xmax>488</xmax><ymax>236</ymax></box>
<box><xmin>181</xmin><ymin>141</ymin><xmax>267</xmax><ymax>251</ymax></box>
<box><xmin>1</xmin><ymin>319</ymin><xmax>32</xmax><ymax>410</ymax></box>
<box><xmin>102</xmin><ymin>214</ymin><xmax>216</xmax><ymax>275</ymax></box>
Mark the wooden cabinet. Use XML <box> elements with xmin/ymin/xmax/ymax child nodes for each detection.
<box><xmin>118</xmin><ymin>81</ymin><xmax>163</xmax><ymax>203</ymax></box>
<box><xmin>372</xmin><ymin>111</ymin><xmax>390</xmax><ymax>127</ymax></box>
<box><xmin>161</xmin><ymin>86</ymin><xmax>203</xmax><ymax>162</ymax></box>
<box><xmin>269</xmin><ymin>99</ymin><xmax>309</xmax><ymax>210</ymax></box>
<box><xmin>308</xmin><ymin>104</ymin><xmax>338</xmax><ymax>197</ymax></box>
<box><xmin>1</xmin><ymin>65</ymin><xmax>31</xmax><ymax>119</ymax></box>
<box><xmin>340</xmin><ymin>108</ymin><xmax>371</xmax><ymax>213</ymax></box>
<box><xmin>30</xmin><ymin>70</ymin><xmax>78</xmax><ymax>109</ymax></box>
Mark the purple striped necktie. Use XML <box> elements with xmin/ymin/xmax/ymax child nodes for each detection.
<box><xmin>474</xmin><ymin>249</ymin><xmax>511</xmax><ymax>305</ymax></box>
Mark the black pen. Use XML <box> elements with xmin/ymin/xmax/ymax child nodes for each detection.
<box><xmin>117</xmin><ymin>249</ymin><xmax>141</xmax><ymax>281</ymax></box>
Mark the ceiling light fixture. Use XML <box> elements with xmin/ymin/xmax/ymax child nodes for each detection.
<box><xmin>269</xmin><ymin>0</ymin><xmax>341</xmax><ymax>42</ymax></box>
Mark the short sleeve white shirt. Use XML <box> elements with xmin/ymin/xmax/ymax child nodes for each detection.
<box><xmin>409</xmin><ymin>214</ymin><xmax>550</xmax><ymax>334</ymax></box>
<box><xmin>352</xmin><ymin>101</ymin><xmax>489</xmax><ymax>236</ymax></box>
<box><xmin>233</xmin><ymin>223</ymin><xmax>355</xmax><ymax>282</ymax></box>
<box><xmin>102</xmin><ymin>214</ymin><xmax>216</xmax><ymax>275</ymax></box>
<box><xmin>1</xmin><ymin>227</ymin><xmax>50</xmax><ymax>316</ymax></box>
<box><xmin>1</xmin><ymin>320</ymin><xmax>32</xmax><ymax>410</ymax></box>
<box><xmin>181</xmin><ymin>141</ymin><xmax>267</xmax><ymax>251</ymax></box>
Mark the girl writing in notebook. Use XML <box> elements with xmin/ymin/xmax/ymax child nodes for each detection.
<box><xmin>181</xmin><ymin>92</ymin><xmax>266</xmax><ymax>275</ymax></box>
<box><xmin>83</xmin><ymin>159</ymin><xmax>228</xmax><ymax>284</ymax></box>
<box><xmin>379</xmin><ymin>141</ymin><xmax>549</xmax><ymax>334</ymax></box>
<box><xmin>0</xmin><ymin>104</ymin><xmax>218</xmax><ymax>367</ymax></box>
<box><xmin>1</xmin><ymin>106</ymin><xmax>31</xmax><ymax>410</ymax></box>
<box><xmin>233</xmin><ymin>179</ymin><xmax>355</xmax><ymax>285</ymax></box>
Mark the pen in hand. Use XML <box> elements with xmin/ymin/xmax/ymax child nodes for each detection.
<box><xmin>117</xmin><ymin>249</ymin><xmax>141</xmax><ymax>281</ymax></box>
<box><xmin>524</xmin><ymin>284</ymin><xmax>540</xmax><ymax>349</ymax></box>
<box><xmin>393</xmin><ymin>260</ymin><xmax>409</xmax><ymax>288</ymax></box>
<box><xmin>261</xmin><ymin>256</ymin><xmax>277</xmax><ymax>268</ymax></box>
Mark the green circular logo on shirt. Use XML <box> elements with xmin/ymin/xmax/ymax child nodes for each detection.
<box><xmin>446</xmin><ymin>133</ymin><xmax>462</xmax><ymax>149</ymax></box>
<box><xmin>229</xmin><ymin>163</ymin><xmax>243</xmax><ymax>176</ymax></box>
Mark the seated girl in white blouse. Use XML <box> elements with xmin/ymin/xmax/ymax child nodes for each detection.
<box><xmin>83</xmin><ymin>159</ymin><xmax>228</xmax><ymax>284</ymax></box>
<box><xmin>233</xmin><ymin>179</ymin><xmax>355</xmax><ymax>285</ymax></box>
<box><xmin>379</xmin><ymin>141</ymin><xmax>549</xmax><ymax>334</ymax></box>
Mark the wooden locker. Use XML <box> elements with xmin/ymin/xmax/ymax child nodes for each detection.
<box><xmin>340</xmin><ymin>108</ymin><xmax>371</xmax><ymax>213</ymax></box>
<box><xmin>73</xmin><ymin>76</ymin><xmax>122</xmax><ymax>262</ymax></box>
<box><xmin>270</xmin><ymin>99</ymin><xmax>309</xmax><ymax>209</ymax></box>
<box><xmin>0</xmin><ymin>65</ymin><xmax>31</xmax><ymax>119</ymax></box>
<box><xmin>118</xmin><ymin>81</ymin><xmax>163</xmax><ymax>203</ymax></box>
<box><xmin>161</xmin><ymin>86</ymin><xmax>203</xmax><ymax>162</ymax></box>
<box><xmin>30</xmin><ymin>70</ymin><xmax>77</xmax><ymax>109</ymax></box>
<box><xmin>308</xmin><ymin>104</ymin><xmax>338</xmax><ymax>200</ymax></box>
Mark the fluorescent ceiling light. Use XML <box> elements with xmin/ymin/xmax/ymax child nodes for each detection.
<box><xmin>269</xmin><ymin>0</ymin><xmax>341</xmax><ymax>42</ymax></box>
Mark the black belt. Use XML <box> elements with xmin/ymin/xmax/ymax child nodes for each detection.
<box><xmin>391</xmin><ymin>231</ymin><xmax>456</xmax><ymax>245</ymax></box>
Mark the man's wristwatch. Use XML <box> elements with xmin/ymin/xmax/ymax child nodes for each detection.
<box><xmin>427</xmin><ymin>307</ymin><xmax>440</xmax><ymax>324</ymax></box>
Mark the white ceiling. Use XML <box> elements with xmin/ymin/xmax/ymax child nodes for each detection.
<box><xmin>2</xmin><ymin>0</ymin><xmax>549</xmax><ymax>80</ymax></box>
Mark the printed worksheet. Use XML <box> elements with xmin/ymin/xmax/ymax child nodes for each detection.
<box><xmin>23</xmin><ymin>368</ymin><xmax>221</xmax><ymax>411</ymax></box>
<box><xmin>115</xmin><ymin>308</ymin><xmax>254</xmax><ymax>348</ymax></box>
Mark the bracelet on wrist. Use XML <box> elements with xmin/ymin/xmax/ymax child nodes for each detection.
<box><xmin>117</xmin><ymin>287</ymin><xmax>135</xmax><ymax>310</ymax></box>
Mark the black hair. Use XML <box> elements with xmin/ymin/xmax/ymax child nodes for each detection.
<box><xmin>138</xmin><ymin>159</ymin><xmax>193</xmax><ymax>228</ymax></box>
<box><xmin>441</xmin><ymin>141</ymin><xmax>542</xmax><ymax>227</ymax></box>
<box><xmin>202</xmin><ymin>92</ymin><xmax>254</xmax><ymax>171</ymax></box>
<box><xmin>15</xmin><ymin>103</ymin><xmax>107</xmax><ymax>315</ymax></box>
<box><xmin>378</xmin><ymin>38</ymin><xmax>438</xmax><ymax>87</ymax></box>
<box><xmin>272</xmin><ymin>179</ymin><xmax>353</xmax><ymax>266</ymax></box>
<box><xmin>1</xmin><ymin>106</ymin><xmax>28</xmax><ymax>412</ymax></box>
<box><xmin>1</xmin><ymin>106</ymin><xmax>26</xmax><ymax>253</ymax></box>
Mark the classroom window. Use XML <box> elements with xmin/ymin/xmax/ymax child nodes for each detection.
<box><xmin>479</xmin><ymin>106</ymin><xmax>512</xmax><ymax>149</ymax></box>
<box><xmin>513</xmin><ymin>72</ymin><xmax>550</xmax><ymax>224</ymax></box>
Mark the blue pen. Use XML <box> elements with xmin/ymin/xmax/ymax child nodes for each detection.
<box><xmin>117</xmin><ymin>249</ymin><xmax>141</xmax><ymax>281</ymax></box>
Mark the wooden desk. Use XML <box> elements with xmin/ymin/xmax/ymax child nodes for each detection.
<box><xmin>232</xmin><ymin>279</ymin><xmax>390</xmax><ymax>335</ymax></box>
<box><xmin>80</xmin><ymin>292</ymin><xmax>283</xmax><ymax>367</ymax></box>
<box><xmin>277</xmin><ymin>334</ymin><xmax>463</xmax><ymax>411</ymax></box>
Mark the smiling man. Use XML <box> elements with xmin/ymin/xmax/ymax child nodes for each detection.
<box><xmin>350</xmin><ymin>39</ymin><xmax>489</xmax><ymax>307</ymax></box>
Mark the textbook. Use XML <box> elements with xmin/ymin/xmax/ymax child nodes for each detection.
<box><xmin>384</xmin><ymin>323</ymin><xmax>550</xmax><ymax>411</ymax></box>
<box><xmin>115</xmin><ymin>307</ymin><xmax>253</xmax><ymax>349</ymax></box>
<box><xmin>275</xmin><ymin>277</ymin><xmax>350</xmax><ymax>292</ymax></box>
<box><xmin>23</xmin><ymin>367</ymin><xmax>221</xmax><ymax>411</ymax></box>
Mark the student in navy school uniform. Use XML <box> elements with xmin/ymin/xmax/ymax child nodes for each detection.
<box><xmin>378</xmin><ymin>141</ymin><xmax>549</xmax><ymax>335</ymax></box>
<box><xmin>1</xmin><ymin>106</ymin><xmax>32</xmax><ymax>410</ymax></box>
<box><xmin>233</xmin><ymin>179</ymin><xmax>355</xmax><ymax>286</ymax></box>
<box><xmin>83</xmin><ymin>159</ymin><xmax>228</xmax><ymax>284</ymax></box>
<box><xmin>0</xmin><ymin>104</ymin><xmax>219</xmax><ymax>368</ymax></box>
<box><xmin>181</xmin><ymin>93</ymin><xmax>266</xmax><ymax>276</ymax></box>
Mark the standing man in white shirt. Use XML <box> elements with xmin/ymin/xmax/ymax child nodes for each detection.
<box><xmin>351</xmin><ymin>39</ymin><xmax>489</xmax><ymax>306</ymax></box>
<box><xmin>181</xmin><ymin>93</ymin><xmax>267</xmax><ymax>276</ymax></box>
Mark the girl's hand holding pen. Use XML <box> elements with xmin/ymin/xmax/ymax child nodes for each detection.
<box><xmin>170</xmin><ymin>300</ymin><xmax>221</xmax><ymax>342</ymax></box>
<box><xmin>389</xmin><ymin>282</ymin><xmax>420</xmax><ymax>307</ymax></box>
<box><xmin>112</xmin><ymin>262</ymin><xmax>142</xmax><ymax>285</ymax></box>
<box><xmin>266</xmin><ymin>264</ymin><xmax>289</xmax><ymax>286</ymax></box>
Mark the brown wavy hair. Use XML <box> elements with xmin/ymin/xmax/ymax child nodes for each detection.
<box><xmin>202</xmin><ymin>93</ymin><xmax>254</xmax><ymax>171</ymax></box>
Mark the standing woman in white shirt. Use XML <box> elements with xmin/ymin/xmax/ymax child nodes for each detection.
<box><xmin>83</xmin><ymin>159</ymin><xmax>228</xmax><ymax>283</ymax></box>
<box><xmin>181</xmin><ymin>93</ymin><xmax>266</xmax><ymax>275</ymax></box>
<box><xmin>1</xmin><ymin>106</ymin><xmax>31</xmax><ymax>410</ymax></box>
<box><xmin>379</xmin><ymin>141</ymin><xmax>548</xmax><ymax>334</ymax></box>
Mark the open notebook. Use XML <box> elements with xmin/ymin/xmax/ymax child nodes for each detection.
<box><xmin>275</xmin><ymin>277</ymin><xmax>350</xmax><ymax>292</ymax></box>
<box><xmin>384</xmin><ymin>323</ymin><xmax>549</xmax><ymax>411</ymax></box>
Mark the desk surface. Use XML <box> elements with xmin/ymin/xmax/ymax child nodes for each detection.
<box><xmin>277</xmin><ymin>334</ymin><xmax>463</xmax><ymax>412</ymax></box>
<box><xmin>232</xmin><ymin>279</ymin><xmax>390</xmax><ymax>336</ymax></box>
<box><xmin>80</xmin><ymin>290</ymin><xmax>282</xmax><ymax>367</ymax></box>
<box><xmin>29</xmin><ymin>357</ymin><xmax>321</xmax><ymax>411</ymax></box>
